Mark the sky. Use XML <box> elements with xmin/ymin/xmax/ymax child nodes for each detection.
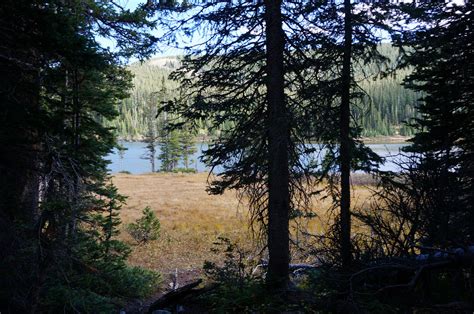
<box><xmin>97</xmin><ymin>0</ymin><xmax>468</xmax><ymax>62</ymax></box>
<box><xmin>96</xmin><ymin>0</ymin><xmax>186</xmax><ymax>61</ymax></box>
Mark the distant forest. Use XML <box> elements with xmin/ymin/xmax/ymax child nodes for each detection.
<box><xmin>109</xmin><ymin>44</ymin><xmax>419</xmax><ymax>140</ymax></box>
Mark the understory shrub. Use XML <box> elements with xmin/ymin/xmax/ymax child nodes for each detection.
<box><xmin>200</xmin><ymin>237</ymin><xmax>310</xmax><ymax>312</ymax></box>
<box><xmin>127</xmin><ymin>206</ymin><xmax>161</xmax><ymax>244</ymax></box>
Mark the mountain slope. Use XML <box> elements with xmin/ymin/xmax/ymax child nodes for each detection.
<box><xmin>108</xmin><ymin>47</ymin><xmax>419</xmax><ymax>140</ymax></box>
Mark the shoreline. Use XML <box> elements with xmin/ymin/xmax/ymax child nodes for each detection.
<box><xmin>359</xmin><ymin>135</ymin><xmax>410</xmax><ymax>144</ymax></box>
<box><xmin>117</xmin><ymin>135</ymin><xmax>411</xmax><ymax>145</ymax></box>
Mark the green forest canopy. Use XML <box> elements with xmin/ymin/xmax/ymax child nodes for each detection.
<box><xmin>109</xmin><ymin>44</ymin><xmax>419</xmax><ymax>140</ymax></box>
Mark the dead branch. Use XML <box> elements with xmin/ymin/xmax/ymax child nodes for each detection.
<box><xmin>147</xmin><ymin>279</ymin><xmax>203</xmax><ymax>313</ymax></box>
<box><xmin>376</xmin><ymin>260</ymin><xmax>452</xmax><ymax>295</ymax></box>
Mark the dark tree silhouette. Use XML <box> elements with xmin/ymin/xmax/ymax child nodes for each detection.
<box><xmin>0</xmin><ymin>0</ymin><xmax>159</xmax><ymax>311</ymax></box>
<box><xmin>160</xmin><ymin>0</ymin><xmax>325</xmax><ymax>288</ymax></box>
<box><xmin>394</xmin><ymin>0</ymin><xmax>474</xmax><ymax>246</ymax></box>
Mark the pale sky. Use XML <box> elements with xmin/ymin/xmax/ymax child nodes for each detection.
<box><xmin>97</xmin><ymin>0</ymin><xmax>468</xmax><ymax>62</ymax></box>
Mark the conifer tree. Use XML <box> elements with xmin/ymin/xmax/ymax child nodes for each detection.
<box><xmin>355</xmin><ymin>1</ymin><xmax>473</xmax><ymax>257</ymax></box>
<box><xmin>180</xmin><ymin>126</ymin><xmax>197</xmax><ymax>169</ymax></box>
<box><xmin>142</xmin><ymin>93</ymin><xmax>160</xmax><ymax>172</ymax></box>
<box><xmin>159</xmin><ymin>130</ymin><xmax>182</xmax><ymax>171</ymax></box>
<box><xmin>290</xmin><ymin>0</ymin><xmax>388</xmax><ymax>268</ymax></box>
<box><xmin>160</xmin><ymin>0</ymin><xmax>329</xmax><ymax>287</ymax></box>
<box><xmin>339</xmin><ymin>0</ymin><xmax>354</xmax><ymax>269</ymax></box>
<box><xmin>400</xmin><ymin>1</ymin><xmax>474</xmax><ymax>245</ymax></box>
<box><xmin>0</xmin><ymin>0</ymin><xmax>160</xmax><ymax>311</ymax></box>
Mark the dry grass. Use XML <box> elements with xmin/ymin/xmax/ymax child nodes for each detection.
<box><xmin>113</xmin><ymin>173</ymin><xmax>248</xmax><ymax>278</ymax></box>
<box><xmin>112</xmin><ymin>173</ymin><xmax>375</xmax><ymax>280</ymax></box>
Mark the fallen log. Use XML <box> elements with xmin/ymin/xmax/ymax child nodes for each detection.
<box><xmin>147</xmin><ymin>279</ymin><xmax>202</xmax><ymax>313</ymax></box>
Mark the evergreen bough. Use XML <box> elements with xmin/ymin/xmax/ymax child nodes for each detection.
<box><xmin>127</xmin><ymin>206</ymin><xmax>161</xmax><ymax>244</ymax></box>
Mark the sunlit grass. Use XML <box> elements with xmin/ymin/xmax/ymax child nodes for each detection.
<box><xmin>113</xmin><ymin>172</ymin><xmax>375</xmax><ymax>279</ymax></box>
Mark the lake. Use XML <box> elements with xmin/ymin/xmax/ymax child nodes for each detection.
<box><xmin>106</xmin><ymin>142</ymin><xmax>409</xmax><ymax>174</ymax></box>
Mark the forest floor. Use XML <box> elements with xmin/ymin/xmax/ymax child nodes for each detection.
<box><xmin>113</xmin><ymin>173</ymin><xmax>375</xmax><ymax>294</ymax></box>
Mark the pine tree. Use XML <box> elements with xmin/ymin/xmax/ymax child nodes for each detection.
<box><xmin>400</xmin><ymin>1</ymin><xmax>474</xmax><ymax>245</ymax></box>
<box><xmin>160</xmin><ymin>0</ymin><xmax>330</xmax><ymax>288</ymax></box>
<box><xmin>142</xmin><ymin>93</ymin><xmax>160</xmax><ymax>172</ymax></box>
<box><xmin>291</xmin><ymin>0</ymin><xmax>388</xmax><ymax>268</ymax></box>
<box><xmin>0</xmin><ymin>0</ymin><xmax>159</xmax><ymax>311</ymax></box>
<box><xmin>339</xmin><ymin>0</ymin><xmax>354</xmax><ymax>269</ymax></box>
<box><xmin>355</xmin><ymin>1</ymin><xmax>474</xmax><ymax>257</ymax></box>
<box><xmin>158</xmin><ymin>130</ymin><xmax>182</xmax><ymax>172</ymax></box>
<box><xmin>263</xmin><ymin>0</ymin><xmax>291</xmax><ymax>287</ymax></box>
<box><xmin>180</xmin><ymin>126</ymin><xmax>197</xmax><ymax>169</ymax></box>
<box><xmin>117</xmin><ymin>143</ymin><xmax>127</xmax><ymax>171</ymax></box>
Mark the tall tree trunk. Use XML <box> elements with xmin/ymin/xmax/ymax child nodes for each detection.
<box><xmin>0</xmin><ymin>56</ymin><xmax>42</xmax><ymax>313</ymax></box>
<box><xmin>340</xmin><ymin>0</ymin><xmax>353</xmax><ymax>270</ymax></box>
<box><xmin>0</xmin><ymin>66</ymin><xmax>41</xmax><ymax>225</ymax></box>
<box><xmin>264</xmin><ymin>0</ymin><xmax>290</xmax><ymax>288</ymax></box>
<box><xmin>71</xmin><ymin>68</ymin><xmax>81</xmax><ymax>238</ymax></box>
<box><xmin>151</xmin><ymin>148</ymin><xmax>156</xmax><ymax>172</ymax></box>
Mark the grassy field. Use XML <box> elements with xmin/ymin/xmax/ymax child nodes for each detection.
<box><xmin>113</xmin><ymin>173</ymin><xmax>375</xmax><ymax>284</ymax></box>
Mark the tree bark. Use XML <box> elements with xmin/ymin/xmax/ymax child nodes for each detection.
<box><xmin>0</xmin><ymin>48</ymin><xmax>42</xmax><ymax>314</ymax></box>
<box><xmin>0</xmin><ymin>62</ymin><xmax>41</xmax><ymax>226</ymax></box>
<box><xmin>340</xmin><ymin>0</ymin><xmax>353</xmax><ymax>270</ymax></box>
<box><xmin>264</xmin><ymin>0</ymin><xmax>290</xmax><ymax>288</ymax></box>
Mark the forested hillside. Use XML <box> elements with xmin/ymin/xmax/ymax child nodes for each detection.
<box><xmin>109</xmin><ymin>44</ymin><xmax>419</xmax><ymax>140</ymax></box>
<box><xmin>107</xmin><ymin>57</ymin><xmax>181</xmax><ymax>139</ymax></box>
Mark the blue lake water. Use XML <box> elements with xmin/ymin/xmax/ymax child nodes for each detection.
<box><xmin>106</xmin><ymin>142</ymin><xmax>408</xmax><ymax>174</ymax></box>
